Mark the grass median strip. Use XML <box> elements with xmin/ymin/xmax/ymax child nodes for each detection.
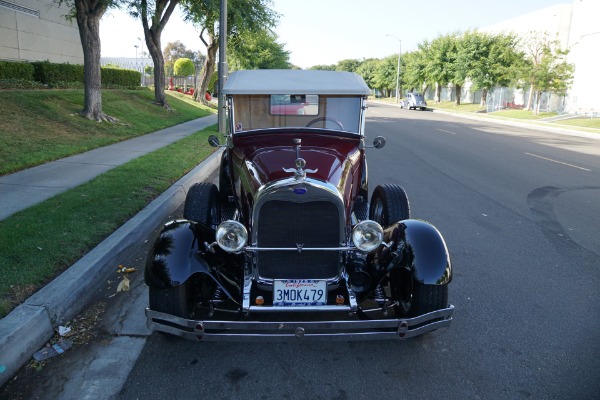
<box><xmin>0</xmin><ymin>125</ymin><xmax>220</xmax><ymax>317</ymax></box>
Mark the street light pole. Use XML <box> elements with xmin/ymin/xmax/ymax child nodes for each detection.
<box><xmin>137</xmin><ymin>37</ymin><xmax>144</xmax><ymax>86</ymax></box>
<box><xmin>386</xmin><ymin>34</ymin><xmax>401</xmax><ymax>103</ymax></box>
<box><xmin>218</xmin><ymin>0</ymin><xmax>228</xmax><ymax>134</ymax></box>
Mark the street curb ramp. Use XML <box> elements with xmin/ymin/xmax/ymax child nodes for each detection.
<box><xmin>0</xmin><ymin>149</ymin><xmax>222</xmax><ymax>387</ymax></box>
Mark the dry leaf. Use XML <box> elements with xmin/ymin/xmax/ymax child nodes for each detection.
<box><xmin>116</xmin><ymin>275</ymin><xmax>130</xmax><ymax>292</ymax></box>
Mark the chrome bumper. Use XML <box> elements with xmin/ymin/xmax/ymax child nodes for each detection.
<box><xmin>145</xmin><ymin>305</ymin><xmax>454</xmax><ymax>341</ymax></box>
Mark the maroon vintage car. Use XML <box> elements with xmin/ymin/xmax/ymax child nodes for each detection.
<box><xmin>145</xmin><ymin>70</ymin><xmax>453</xmax><ymax>340</ymax></box>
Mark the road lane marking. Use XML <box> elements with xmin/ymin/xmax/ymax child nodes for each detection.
<box><xmin>436</xmin><ymin>129</ymin><xmax>456</xmax><ymax>135</ymax></box>
<box><xmin>525</xmin><ymin>152</ymin><xmax>591</xmax><ymax>171</ymax></box>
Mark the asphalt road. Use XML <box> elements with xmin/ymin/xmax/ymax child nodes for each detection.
<box><xmin>3</xmin><ymin>103</ymin><xmax>599</xmax><ymax>400</ymax></box>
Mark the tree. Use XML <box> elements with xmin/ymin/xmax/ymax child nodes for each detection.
<box><xmin>183</xmin><ymin>0</ymin><xmax>278</xmax><ymax>104</ymax></box>
<box><xmin>521</xmin><ymin>32</ymin><xmax>574</xmax><ymax>114</ymax></box>
<box><xmin>336</xmin><ymin>59</ymin><xmax>361</xmax><ymax>73</ymax></box>
<box><xmin>373</xmin><ymin>55</ymin><xmax>399</xmax><ymax>98</ymax></box>
<box><xmin>174</xmin><ymin>58</ymin><xmax>195</xmax><ymax>76</ymax></box>
<box><xmin>463</xmin><ymin>32</ymin><xmax>524</xmax><ymax>107</ymax></box>
<box><xmin>228</xmin><ymin>30</ymin><xmax>290</xmax><ymax>70</ymax></box>
<box><xmin>163</xmin><ymin>40</ymin><xmax>205</xmax><ymax>76</ymax></box>
<box><xmin>309</xmin><ymin>64</ymin><xmax>336</xmax><ymax>71</ymax></box>
<box><xmin>144</xmin><ymin>64</ymin><xmax>154</xmax><ymax>75</ymax></box>
<box><xmin>130</xmin><ymin>0</ymin><xmax>180</xmax><ymax>109</ymax></box>
<box><xmin>356</xmin><ymin>58</ymin><xmax>381</xmax><ymax>91</ymax></box>
<box><xmin>66</xmin><ymin>0</ymin><xmax>119</xmax><ymax>122</ymax></box>
<box><xmin>423</xmin><ymin>34</ymin><xmax>457</xmax><ymax>103</ymax></box>
<box><xmin>403</xmin><ymin>46</ymin><xmax>431</xmax><ymax>94</ymax></box>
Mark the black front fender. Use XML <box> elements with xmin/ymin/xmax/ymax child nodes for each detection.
<box><xmin>375</xmin><ymin>219</ymin><xmax>452</xmax><ymax>285</ymax></box>
<box><xmin>144</xmin><ymin>220</ymin><xmax>242</xmax><ymax>299</ymax></box>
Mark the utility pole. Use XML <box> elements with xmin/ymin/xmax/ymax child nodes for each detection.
<box><xmin>218</xmin><ymin>0</ymin><xmax>228</xmax><ymax>134</ymax></box>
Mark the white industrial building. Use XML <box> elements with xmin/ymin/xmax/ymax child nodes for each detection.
<box><xmin>482</xmin><ymin>0</ymin><xmax>599</xmax><ymax>114</ymax></box>
<box><xmin>0</xmin><ymin>0</ymin><xmax>83</xmax><ymax>64</ymax></box>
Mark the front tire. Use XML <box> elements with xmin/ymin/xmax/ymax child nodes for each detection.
<box><xmin>369</xmin><ymin>184</ymin><xmax>410</xmax><ymax>225</ymax></box>
<box><xmin>183</xmin><ymin>183</ymin><xmax>221</xmax><ymax>227</ymax></box>
<box><xmin>149</xmin><ymin>284</ymin><xmax>191</xmax><ymax>319</ymax></box>
<box><xmin>394</xmin><ymin>282</ymin><xmax>448</xmax><ymax>317</ymax></box>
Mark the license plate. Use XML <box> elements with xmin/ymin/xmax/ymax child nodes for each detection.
<box><xmin>273</xmin><ymin>280</ymin><xmax>327</xmax><ymax>306</ymax></box>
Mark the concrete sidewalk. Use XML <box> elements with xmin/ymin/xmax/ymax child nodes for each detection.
<box><xmin>0</xmin><ymin>114</ymin><xmax>218</xmax><ymax>221</ymax></box>
<box><xmin>0</xmin><ymin>114</ymin><xmax>220</xmax><ymax>387</ymax></box>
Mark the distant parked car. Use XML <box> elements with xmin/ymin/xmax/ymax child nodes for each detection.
<box><xmin>400</xmin><ymin>93</ymin><xmax>427</xmax><ymax>110</ymax></box>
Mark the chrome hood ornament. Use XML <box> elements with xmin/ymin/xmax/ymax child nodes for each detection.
<box><xmin>282</xmin><ymin>138</ymin><xmax>318</xmax><ymax>180</ymax></box>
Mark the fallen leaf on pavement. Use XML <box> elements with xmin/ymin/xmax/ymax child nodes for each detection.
<box><xmin>116</xmin><ymin>275</ymin><xmax>130</xmax><ymax>292</ymax></box>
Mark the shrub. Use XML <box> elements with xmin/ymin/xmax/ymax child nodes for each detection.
<box><xmin>0</xmin><ymin>61</ymin><xmax>141</xmax><ymax>90</ymax></box>
<box><xmin>31</xmin><ymin>61</ymin><xmax>84</xmax><ymax>85</ymax></box>
<box><xmin>173</xmin><ymin>58</ymin><xmax>195</xmax><ymax>77</ymax></box>
<box><xmin>101</xmin><ymin>67</ymin><xmax>141</xmax><ymax>88</ymax></box>
<box><xmin>0</xmin><ymin>61</ymin><xmax>34</xmax><ymax>80</ymax></box>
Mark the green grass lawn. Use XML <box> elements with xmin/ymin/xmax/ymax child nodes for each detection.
<box><xmin>426</xmin><ymin>100</ymin><xmax>485</xmax><ymax>113</ymax></box>
<box><xmin>490</xmin><ymin>109</ymin><xmax>557</xmax><ymax>119</ymax></box>
<box><xmin>0</xmin><ymin>125</ymin><xmax>221</xmax><ymax>317</ymax></box>
<box><xmin>0</xmin><ymin>88</ymin><xmax>218</xmax><ymax>317</ymax></box>
<box><xmin>0</xmin><ymin>88</ymin><xmax>214</xmax><ymax>175</ymax></box>
<box><xmin>555</xmin><ymin>117</ymin><xmax>600</xmax><ymax>129</ymax></box>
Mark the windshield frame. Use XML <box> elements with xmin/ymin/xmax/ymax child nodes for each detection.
<box><xmin>227</xmin><ymin>94</ymin><xmax>367</xmax><ymax>136</ymax></box>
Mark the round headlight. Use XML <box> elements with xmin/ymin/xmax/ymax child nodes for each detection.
<box><xmin>352</xmin><ymin>220</ymin><xmax>384</xmax><ymax>252</ymax></box>
<box><xmin>216</xmin><ymin>220</ymin><xmax>248</xmax><ymax>252</ymax></box>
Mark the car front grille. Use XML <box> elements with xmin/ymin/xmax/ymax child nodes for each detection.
<box><xmin>256</xmin><ymin>200</ymin><xmax>340</xmax><ymax>279</ymax></box>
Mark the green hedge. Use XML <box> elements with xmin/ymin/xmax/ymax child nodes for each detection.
<box><xmin>0</xmin><ymin>61</ymin><xmax>35</xmax><ymax>80</ymax></box>
<box><xmin>101</xmin><ymin>67</ymin><xmax>141</xmax><ymax>88</ymax></box>
<box><xmin>32</xmin><ymin>61</ymin><xmax>84</xmax><ymax>84</ymax></box>
<box><xmin>0</xmin><ymin>61</ymin><xmax>142</xmax><ymax>89</ymax></box>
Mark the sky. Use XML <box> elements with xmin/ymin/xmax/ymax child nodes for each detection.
<box><xmin>100</xmin><ymin>0</ymin><xmax>568</xmax><ymax>69</ymax></box>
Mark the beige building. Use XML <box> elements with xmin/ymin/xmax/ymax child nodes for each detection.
<box><xmin>0</xmin><ymin>0</ymin><xmax>83</xmax><ymax>63</ymax></box>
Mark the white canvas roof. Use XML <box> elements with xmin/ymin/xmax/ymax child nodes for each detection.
<box><xmin>222</xmin><ymin>69</ymin><xmax>371</xmax><ymax>95</ymax></box>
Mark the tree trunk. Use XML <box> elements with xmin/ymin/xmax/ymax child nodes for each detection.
<box><xmin>480</xmin><ymin>88</ymin><xmax>488</xmax><ymax>108</ymax></box>
<box><xmin>194</xmin><ymin>32</ymin><xmax>218</xmax><ymax>106</ymax></box>
<box><xmin>435</xmin><ymin>83</ymin><xmax>441</xmax><ymax>103</ymax></box>
<box><xmin>454</xmin><ymin>84</ymin><xmax>462</xmax><ymax>106</ymax></box>
<box><xmin>534</xmin><ymin>90</ymin><xmax>542</xmax><ymax>115</ymax></box>
<box><xmin>147</xmin><ymin>32</ymin><xmax>169</xmax><ymax>108</ymax></box>
<box><xmin>526</xmin><ymin>83</ymin><xmax>534</xmax><ymax>111</ymax></box>
<box><xmin>140</xmin><ymin>0</ymin><xmax>180</xmax><ymax>110</ymax></box>
<box><xmin>74</xmin><ymin>0</ymin><xmax>115</xmax><ymax>122</ymax></box>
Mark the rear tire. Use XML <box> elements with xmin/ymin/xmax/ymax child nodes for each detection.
<box><xmin>183</xmin><ymin>183</ymin><xmax>220</xmax><ymax>227</ymax></box>
<box><xmin>369</xmin><ymin>184</ymin><xmax>410</xmax><ymax>226</ymax></box>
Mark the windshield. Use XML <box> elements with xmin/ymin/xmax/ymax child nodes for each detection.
<box><xmin>230</xmin><ymin>95</ymin><xmax>363</xmax><ymax>134</ymax></box>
